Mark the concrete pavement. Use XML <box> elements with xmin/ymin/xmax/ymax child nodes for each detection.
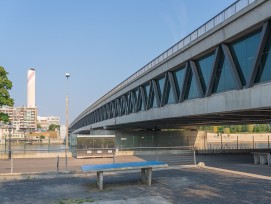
<box><xmin>0</xmin><ymin>153</ymin><xmax>271</xmax><ymax>203</ymax></box>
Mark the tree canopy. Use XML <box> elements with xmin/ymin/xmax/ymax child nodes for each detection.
<box><xmin>0</xmin><ymin>66</ymin><xmax>14</xmax><ymax>123</ymax></box>
<box><xmin>48</xmin><ymin>124</ymin><xmax>60</xmax><ymax>131</ymax></box>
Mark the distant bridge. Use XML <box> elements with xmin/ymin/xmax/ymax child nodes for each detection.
<box><xmin>70</xmin><ymin>0</ymin><xmax>271</xmax><ymax>134</ymax></box>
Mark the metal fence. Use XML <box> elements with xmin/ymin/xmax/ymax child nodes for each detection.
<box><xmin>197</xmin><ymin>134</ymin><xmax>271</xmax><ymax>154</ymax></box>
<box><xmin>0</xmin><ymin>146</ymin><xmax>195</xmax><ymax>174</ymax></box>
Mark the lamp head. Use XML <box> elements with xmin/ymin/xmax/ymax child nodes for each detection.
<box><xmin>65</xmin><ymin>73</ymin><xmax>70</xmax><ymax>78</ymax></box>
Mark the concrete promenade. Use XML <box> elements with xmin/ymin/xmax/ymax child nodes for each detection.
<box><xmin>0</xmin><ymin>154</ymin><xmax>271</xmax><ymax>203</ymax></box>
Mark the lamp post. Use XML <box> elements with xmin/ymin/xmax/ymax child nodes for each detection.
<box><xmin>65</xmin><ymin>73</ymin><xmax>70</xmax><ymax>152</ymax></box>
<box><xmin>8</xmin><ymin>122</ymin><xmax>13</xmax><ymax>160</ymax></box>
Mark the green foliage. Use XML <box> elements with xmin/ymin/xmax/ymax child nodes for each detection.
<box><xmin>40</xmin><ymin>135</ymin><xmax>45</xmax><ymax>139</ymax></box>
<box><xmin>247</xmin><ymin>124</ymin><xmax>254</xmax><ymax>133</ymax></box>
<box><xmin>199</xmin><ymin>124</ymin><xmax>271</xmax><ymax>133</ymax></box>
<box><xmin>0</xmin><ymin>112</ymin><xmax>9</xmax><ymax>123</ymax></box>
<box><xmin>0</xmin><ymin>66</ymin><xmax>14</xmax><ymax>123</ymax></box>
<box><xmin>223</xmin><ymin>128</ymin><xmax>230</xmax><ymax>134</ymax></box>
<box><xmin>48</xmin><ymin>124</ymin><xmax>60</xmax><ymax>131</ymax></box>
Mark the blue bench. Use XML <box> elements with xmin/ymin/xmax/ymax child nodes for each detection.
<box><xmin>81</xmin><ymin>161</ymin><xmax>168</xmax><ymax>190</ymax></box>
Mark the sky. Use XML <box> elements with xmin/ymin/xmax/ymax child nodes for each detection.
<box><xmin>0</xmin><ymin>0</ymin><xmax>236</xmax><ymax>125</ymax></box>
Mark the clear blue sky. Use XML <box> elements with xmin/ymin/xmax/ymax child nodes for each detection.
<box><xmin>0</xmin><ymin>0</ymin><xmax>236</xmax><ymax>124</ymax></box>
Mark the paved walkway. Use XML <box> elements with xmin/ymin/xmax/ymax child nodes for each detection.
<box><xmin>0</xmin><ymin>153</ymin><xmax>271</xmax><ymax>203</ymax></box>
<box><xmin>197</xmin><ymin>154</ymin><xmax>271</xmax><ymax>177</ymax></box>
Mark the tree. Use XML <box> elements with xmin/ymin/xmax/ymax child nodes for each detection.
<box><xmin>48</xmin><ymin>124</ymin><xmax>60</xmax><ymax>131</ymax></box>
<box><xmin>213</xmin><ymin>126</ymin><xmax>218</xmax><ymax>133</ymax></box>
<box><xmin>0</xmin><ymin>66</ymin><xmax>14</xmax><ymax>123</ymax></box>
<box><xmin>247</xmin><ymin>124</ymin><xmax>254</xmax><ymax>133</ymax></box>
<box><xmin>37</xmin><ymin>123</ymin><xmax>41</xmax><ymax>129</ymax></box>
<box><xmin>223</xmin><ymin>128</ymin><xmax>230</xmax><ymax>134</ymax></box>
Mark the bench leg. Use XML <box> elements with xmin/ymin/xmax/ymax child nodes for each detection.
<box><xmin>146</xmin><ymin>168</ymin><xmax>152</xmax><ymax>186</ymax></box>
<box><xmin>141</xmin><ymin>168</ymin><xmax>152</xmax><ymax>186</ymax></box>
<box><xmin>141</xmin><ymin>168</ymin><xmax>146</xmax><ymax>183</ymax></box>
<box><xmin>97</xmin><ymin>171</ymin><xmax>103</xmax><ymax>190</ymax></box>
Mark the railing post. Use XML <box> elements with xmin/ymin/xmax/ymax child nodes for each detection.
<box><xmin>193</xmin><ymin>149</ymin><xmax>197</xmax><ymax>166</ymax></box>
<box><xmin>65</xmin><ymin>153</ymin><xmax>67</xmax><ymax>171</ymax></box>
<box><xmin>113</xmin><ymin>148</ymin><xmax>116</xmax><ymax>164</ymax></box>
<box><xmin>57</xmin><ymin>155</ymin><xmax>59</xmax><ymax>179</ymax></box>
<box><xmin>155</xmin><ymin>146</ymin><xmax>158</xmax><ymax>161</ymax></box>
<box><xmin>237</xmin><ymin>135</ymin><xmax>239</xmax><ymax>149</ymax></box>
<box><xmin>220</xmin><ymin>134</ymin><xmax>223</xmax><ymax>150</ymax></box>
<box><xmin>268</xmin><ymin>135</ymin><xmax>270</xmax><ymax>149</ymax></box>
<box><xmin>253</xmin><ymin>135</ymin><xmax>255</xmax><ymax>149</ymax></box>
<box><xmin>10</xmin><ymin>151</ymin><xmax>13</xmax><ymax>174</ymax></box>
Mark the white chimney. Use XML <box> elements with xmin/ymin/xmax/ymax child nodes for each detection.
<box><xmin>27</xmin><ymin>69</ymin><xmax>35</xmax><ymax>108</ymax></box>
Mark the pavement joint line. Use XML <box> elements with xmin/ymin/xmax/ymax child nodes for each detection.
<box><xmin>202</xmin><ymin>165</ymin><xmax>271</xmax><ymax>181</ymax></box>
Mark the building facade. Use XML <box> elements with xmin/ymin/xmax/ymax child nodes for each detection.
<box><xmin>37</xmin><ymin>116</ymin><xmax>60</xmax><ymax>131</ymax></box>
<box><xmin>0</xmin><ymin>106</ymin><xmax>37</xmax><ymax>131</ymax></box>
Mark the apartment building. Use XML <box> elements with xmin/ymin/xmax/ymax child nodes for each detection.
<box><xmin>37</xmin><ymin>116</ymin><xmax>60</xmax><ymax>130</ymax></box>
<box><xmin>0</xmin><ymin>106</ymin><xmax>37</xmax><ymax>131</ymax></box>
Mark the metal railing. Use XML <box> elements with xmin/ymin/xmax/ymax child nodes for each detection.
<box><xmin>74</xmin><ymin>0</ymin><xmax>257</xmax><ymax>121</ymax></box>
<box><xmin>0</xmin><ymin>146</ymin><xmax>195</xmax><ymax>174</ymax></box>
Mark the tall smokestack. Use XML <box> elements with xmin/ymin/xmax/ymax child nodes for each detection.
<box><xmin>27</xmin><ymin>69</ymin><xmax>35</xmax><ymax>108</ymax></box>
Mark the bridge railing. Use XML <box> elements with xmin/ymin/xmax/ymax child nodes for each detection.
<box><xmin>76</xmin><ymin>0</ymin><xmax>256</xmax><ymax>119</ymax></box>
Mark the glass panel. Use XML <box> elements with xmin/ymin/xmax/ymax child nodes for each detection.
<box><xmin>230</xmin><ymin>31</ymin><xmax>261</xmax><ymax>86</ymax></box>
<box><xmin>184</xmin><ymin>70</ymin><xmax>200</xmax><ymax>100</ymax></box>
<box><xmin>212</xmin><ymin>53</ymin><xmax>236</xmax><ymax>93</ymax></box>
<box><xmin>173</xmin><ymin>66</ymin><xmax>186</xmax><ymax>98</ymax></box>
<box><xmin>196</xmin><ymin>52</ymin><xmax>215</xmax><ymax>93</ymax></box>
<box><xmin>134</xmin><ymin>89</ymin><xmax>139</xmax><ymax>104</ymax></box>
<box><xmin>130</xmin><ymin>93</ymin><xmax>135</xmax><ymax>113</ymax></box>
<box><xmin>157</xmin><ymin>77</ymin><xmax>165</xmax><ymax>99</ymax></box>
<box><xmin>149</xmin><ymin>88</ymin><xmax>158</xmax><ymax>108</ymax></box>
<box><xmin>152</xmin><ymin>94</ymin><xmax>158</xmax><ymax>108</ymax></box>
<box><xmin>255</xmin><ymin>30</ymin><xmax>271</xmax><ymax>83</ymax></box>
<box><xmin>164</xmin><ymin>80</ymin><xmax>175</xmax><ymax>104</ymax></box>
<box><xmin>143</xmin><ymin>84</ymin><xmax>151</xmax><ymax>102</ymax></box>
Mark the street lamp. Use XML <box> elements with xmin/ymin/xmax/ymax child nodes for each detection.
<box><xmin>65</xmin><ymin>73</ymin><xmax>70</xmax><ymax>152</ymax></box>
<box><xmin>8</xmin><ymin>122</ymin><xmax>13</xmax><ymax>160</ymax></box>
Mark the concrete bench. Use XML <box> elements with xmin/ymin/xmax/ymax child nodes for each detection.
<box><xmin>81</xmin><ymin>161</ymin><xmax>168</xmax><ymax>190</ymax></box>
<box><xmin>252</xmin><ymin>152</ymin><xmax>271</xmax><ymax>165</ymax></box>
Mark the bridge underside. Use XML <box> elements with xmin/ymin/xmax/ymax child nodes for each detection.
<box><xmin>72</xmin><ymin>107</ymin><xmax>271</xmax><ymax>134</ymax></box>
<box><xmin>107</xmin><ymin>108</ymin><xmax>271</xmax><ymax>130</ymax></box>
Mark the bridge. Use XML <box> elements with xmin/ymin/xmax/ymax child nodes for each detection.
<box><xmin>70</xmin><ymin>0</ymin><xmax>271</xmax><ymax>137</ymax></box>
